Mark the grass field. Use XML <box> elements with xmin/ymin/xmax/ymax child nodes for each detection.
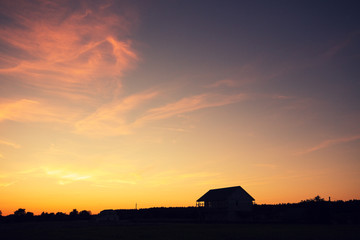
<box><xmin>1</xmin><ymin>221</ymin><xmax>360</xmax><ymax>240</ymax></box>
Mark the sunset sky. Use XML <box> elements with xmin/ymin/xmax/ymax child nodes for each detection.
<box><xmin>0</xmin><ymin>0</ymin><xmax>359</xmax><ymax>215</ymax></box>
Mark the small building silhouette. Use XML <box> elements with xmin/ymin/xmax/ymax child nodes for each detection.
<box><xmin>197</xmin><ymin>186</ymin><xmax>255</xmax><ymax>221</ymax></box>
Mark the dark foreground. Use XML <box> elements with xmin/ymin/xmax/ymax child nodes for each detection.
<box><xmin>1</xmin><ymin>221</ymin><xmax>360</xmax><ymax>240</ymax></box>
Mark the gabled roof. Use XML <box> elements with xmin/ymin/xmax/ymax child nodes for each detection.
<box><xmin>197</xmin><ymin>186</ymin><xmax>254</xmax><ymax>202</ymax></box>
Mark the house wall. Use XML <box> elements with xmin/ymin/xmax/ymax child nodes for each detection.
<box><xmin>205</xmin><ymin>200</ymin><xmax>227</xmax><ymax>208</ymax></box>
<box><xmin>203</xmin><ymin>199</ymin><xmax>253</xmax><ymax>211</ymax></box>
<box><xmin>201</xmin><ymin>189</ymin><xmax>254</xmax><ymax>212</ymax></box>
<box><xmin>229</xmin><ymin>189</ymin><xmax>254</xmax><ymax>211</ymax></box>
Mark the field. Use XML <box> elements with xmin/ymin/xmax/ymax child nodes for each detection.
<box><xmin>1</xmin><ymin>221</ymin><xmax>360</xmax><ymax>240</ymax></box>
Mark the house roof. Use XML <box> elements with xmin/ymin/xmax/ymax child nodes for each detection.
<box><xmin>197</xmin><ymin>186</ymin><xmax>255</xmax><ymax>202</ymax></box>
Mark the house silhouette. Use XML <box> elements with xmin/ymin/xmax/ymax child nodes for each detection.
<box><xmin>197</xmin><ymin>186</ymin><xmax>255</xmax><ymax>218</ymax></box>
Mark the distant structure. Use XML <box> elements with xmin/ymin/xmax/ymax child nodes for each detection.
<box><xmin>96</xmin><ymin>209</ymin><xmax>119</xmax><ymax>222</ymax></box>
<box><xmin>197</xmin><ymin>186</ymin><xmax>255</xmax><ymax>221</ymax></box>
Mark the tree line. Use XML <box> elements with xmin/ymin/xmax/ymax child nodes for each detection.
<box><xmin>1</xmin><ymin>196</ymin><xmax>360</xmax><ymax>224</ymax></box>
<box><xmin>0</xmin><ymin>208</ymin><xmax>92</xmax><ymax>222</ymax></box>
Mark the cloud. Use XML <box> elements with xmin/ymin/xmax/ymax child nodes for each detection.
<box><xmin>75</xmin><ymin>91</ymin><xmax>159</xmax><ymax>136</ymax></box>
<box><xmin>322</xmin><ymin>32</ymin><xmax>359</xmax><ymax>59</ymax></box>
<box><xmin>45</xmin><ymin>167</ymin><xmax>137</xmax><ymax>186</ymax></box>
<box><xmin>0</xmin><ymin>165</ymin><xmax>138</xmax><ymax>189</ymax></box>
<box><xmin>298</xmin><ymin>135</ymin><xmax>360</xmax><ymax>155</ymax></box>
<box><xmin>0</xmin><ymin>99</ymin><xmax>49</xmax><ymax>122</ymax></box>
<box><xmin>0</xmin><ymin>139</ymin><xmax>21</xmax><ymax>149</ymax></box>
<box><xmin>0</xmin><ymin>0</ymin><xmax>141</xmax><ymax>130</ymax></box>
<box><xmin>135</xmin><ymin>93</ymin><xmax>247</xmax><ymax>125</ymax></box>
<box><xmin>0</xmin><ymin>98</ymin><xmax>78</xmax><ymax>123</ymax></box>
<box><xmin>0</xmin><ymin>0</ymin><xmax>138</xmax><ymax>99</ymax></box>
<box><xmin>0</xmin><ymin>1</ymin><xmax>251</xmax><ymax>138</ymax></box>
<box><xmin>0</xmin><ymin>182</ymin><xmax>16</xmax><ymax>187</ymax></box>
<box><xmin>46</xmin><ymin>169</ymin><xmax>91</xmax><ymax>185</ymax></box>
<box><xmin>75</xmin><ymin>91</ymin><xmax>247</xmax><ymax>136</ymax></box>
<box><xmin>1</xmin><ymin>90</ymin><xmax>246</xmax><ymax>137</ymax></box>
<box><xmin>0</xmin><ymin>168</ymin><xmax>41</xmax><ymax>187</ymax></box>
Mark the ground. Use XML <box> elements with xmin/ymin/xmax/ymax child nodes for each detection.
<box><xmin>1</xmin><ymin>221</ymin><xmax>359</xmax><ymax>240</ymax></box>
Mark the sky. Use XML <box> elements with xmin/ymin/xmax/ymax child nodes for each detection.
<box><xmin>0</xmin><ymin>0</ymin><xmax>359</xmax><ymax>215</ymax></box>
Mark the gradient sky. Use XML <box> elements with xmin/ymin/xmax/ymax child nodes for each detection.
<box><xmin>0</xmin><ymin>0</ymin><xmax>359</xmax><ymax>215</ymax></box>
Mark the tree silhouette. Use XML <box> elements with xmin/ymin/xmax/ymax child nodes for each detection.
<box><xmin>55</xmin><ymin>212</ymin><xmax>67</xmax><ymax>220</ymax></box>
<box><xmin>69</xmin><ymin>209</ymin><xmax>78</xmax><ymax>219</ymax></box>
<box><xmin>79</xmin><ymin>210</ymin><xmax>91</xmax><ymax>220</ymax></box>
<box><xmin>26</xmin><ymin>212</ymin><xmax>34</xmax><ymax>217</ymax></box>
<box><xmin>14</xmin><ymin>208</ymin><xmax>26</xmax><ymax>216</ymax></box>
<box><xmin>313</xmin><ymin>195</ymin><xmax>325</xmax><ymax>202</ymax></box>
<box><xmin>301</xmin><ymin>195</ymin><xmax>325</xmax><ymax>203</ymax></box>
<box><xmin>56</xmin><ymin>212</ymin><xmax>66</xmax><ymax>217</ymax></box>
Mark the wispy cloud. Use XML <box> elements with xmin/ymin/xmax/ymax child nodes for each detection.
<box><xmin>298</xmin><ymin>135</ymin><xmax>360</xmax><ymax>155</ymax></box>
<box><xmin>0</xmin><ymin>165</ymin><xmax>138</xmax><ymax>189</ymax></box>
<box><xmin>0</xmin><ymin>98</ymin><xmax>79</xmax><ymax>123</ymax></box>
<box><xmin>45</xmin><ymin>169</ymin><xmax>91</xmax><ymax>185</ymax></box>
<box><xmin>0</xmin><ymin>139</ymin><xmax>21</xmax><ymax>148</ymax></box>
<box><xmin>45</xmin><ymin>167</ymin><xmax>137</xmax><ymax>186</ymax></box>
<box><xmin>135</xmin><ymin>93</ymin><xmax>247</xmax><ymax>125</ymax></box>
<box><xmin>0</xmin><ymin>168</ymin><xmax>40</xmax><ymax>187</ymax></box>
<box><xmin>0</xmin><ymin>181</ymin><xmax>17</xmax><ymax>187</ymax></box>
<box><xmin>75</xmin><ymin>92</ymin><xmax>247</xmax><ymax>136</ymax></box>
<box><xmin>75</xmin><ymin>91</ymin><xmax>159</xmax><ymax>136</ymax></box>
<box><xmin>0</xmin><ymin>0</ymin><xmax>141</xmax><ymax>132</ymax></box>
<box><xmin>0</xmin><ymin>1</ymin><xmax>252</xmax><ymax>138</ymax></box>
<box><xmin>322</xmin><ymin>32</ymin><xmax>359</xmax><ymax>59</ymax></box>
<box><xmin>0</xmin><ymin>0</ymin><xmax>138</xmax><ymax>104</ymax></box>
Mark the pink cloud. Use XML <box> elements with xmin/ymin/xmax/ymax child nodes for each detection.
<box><xmin>135</xmin><ymin>93</ymin><xmax>247</xmax><ymax>124</ymax></box>
<box><xmin>298</xmin><ymin>135</ymin><xmax>360</xmax><ymax>155</ymax></box>
<box><xmin>75</xmin><ymin>91</ymin><xmax>159</xmax><ymax>136</ymax></box>
<box><xmin>0</xmin><ymin>98</ymin><xmax>79</xmax><ymax>123</ymax></box>
<box><xmin>74</xmin><ymin>90</ymin><xmax>248</xmax><ymax>136</ymax></box>
<box><xmin>0</xmin><ymin>0</ymin><xmax>138</xmax><ymax>98</ymax></box>
<box><xmin>0</xmin><ymin>1</ymin><xmax>251</xmax><ymax>137</ymax></box>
